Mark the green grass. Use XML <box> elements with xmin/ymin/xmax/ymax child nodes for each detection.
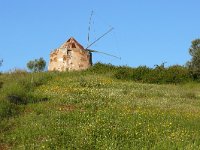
<box><xmin>1</xmin><ymin>68</ymin><xmax>200</xmax><ymax>149</ymax></box>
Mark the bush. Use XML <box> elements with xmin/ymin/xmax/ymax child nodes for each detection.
<box><xmin>132</xmin><ymin>66</ymin><xmax>152</xmax><ymax>82</ymax></box>
<box><xmin>113</xmin><ymin>64</ymin><xmax>191</xmax><ymax>84</ymax></box>
<box><xmin>115</xmin><ymin>66</ymin><xmax>133</xmax><ymax>80</ymax></box>
<box><xmin>88</xmin><ymin>62</ymin><xmax>117</xmax><ymax>74</ymax></box>
<box><xmin>165</xmin><ymin>65</ymin><xmax>191</xmax><ymax>83</ymax></box>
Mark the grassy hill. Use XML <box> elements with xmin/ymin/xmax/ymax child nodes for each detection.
<box><xmin>1</xmin><ymin>64</ymin><xmax>200</xmax><ymax>149</ymax></box>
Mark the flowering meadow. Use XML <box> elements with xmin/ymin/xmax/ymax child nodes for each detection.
<box><xmin>0</xmin><ymin>68</ymin><xmax>200</xmax><ymax>149</ymax></box>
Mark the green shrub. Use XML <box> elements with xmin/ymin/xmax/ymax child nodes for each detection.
<box><xmin>132</xmin><ymin>66</ymin><xmax>152</xmax><ymax>82</ymax></box>
<box><xmin>164</xmin><ymin>65</ymin><xmax>191</xmax><ymax>83</ymax></box>
<box><xmin>115</xmin><ymin>67</ymin><xmax>133</xmax><ymax>80</ymax></box>
<box><xmin>113</xmin><ymin>64</ymin><xmax>192</xmax><ymax>84</ymax></box>
<box><xmin>88</xmin><ymin>62</ymin><xmax>117</xmax><ymax>74</ymax></box>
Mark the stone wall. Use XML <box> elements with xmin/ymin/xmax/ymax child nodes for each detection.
<box><xmin>48</xmin><ymin>48</ymin><xmax>92</xmax><ymax>71</ymax></box>
<box><xmin>48</xmin><ymin>37</ymin><xmax>92</xmax><ymax>72</ymax></box>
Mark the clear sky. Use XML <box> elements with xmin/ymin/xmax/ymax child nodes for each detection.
<box><xmin>0</xmin><ymin>0</ymin><xmax>200</xmax><ymax>72</ymax></box>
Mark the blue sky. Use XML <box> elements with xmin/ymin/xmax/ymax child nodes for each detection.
<box><xmin>0</xmin><ymin>0</ymin><xmax>200</xmax><ymax>71</ymax></box>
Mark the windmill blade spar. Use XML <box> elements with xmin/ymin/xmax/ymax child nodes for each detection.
<box><xmin>87</xmin><ymin>11</ymin><xmax>94</xmax><ymax>47</ymax></box>
<box><xmin>86</xmin><ymin>49</ymin><xmax>121</xmax><ymax>59</ymax></box>
<box><xmin>86</xmin><ymin>27</ymin><xmax>114</xmax><ymax>49</ymax></box>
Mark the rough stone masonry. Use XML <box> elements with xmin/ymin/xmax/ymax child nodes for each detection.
<box><xmin>48</xmin><ymin>37</ymin><xmax>92</xmax><ymax>71</ymax></box>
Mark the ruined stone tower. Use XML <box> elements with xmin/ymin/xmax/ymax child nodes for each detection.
<box><xmin>48</xmin><ymin>37</ymin><xmax>92</xmax><ymax>71</ymax></box>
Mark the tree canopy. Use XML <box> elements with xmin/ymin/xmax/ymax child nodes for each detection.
<box><xmin>187</xmin><ymin>39</ymin><xmax>200</xmax><ymax>78</ymax></box>
<box><xmin>0</xmin><ymin>59</ymin><xmax>3</xmax><ymax>67</ymax></box>
<box><xmin>27</xmin><ymin>57</ymin><xmax>46</xmax><ymax>72</ymax></box>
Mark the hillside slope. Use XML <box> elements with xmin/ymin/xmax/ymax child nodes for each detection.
<box><xmin>1</xmin><ymin>69</ymin><xmax>200</xmax><ymax>149</ymax></box>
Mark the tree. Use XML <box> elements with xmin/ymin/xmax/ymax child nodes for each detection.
<box><xmin>0</xmin><ymin>59</ymin><xmax>3</xmax><ymax>67</ymax></box>
<box><xmin>27</xmin><ymin>57</ymin><xmax>46</xmax><ymax>72</ymax></box>
<box><xmin>187</xmin><ymin>39</ymin><xmax>200</xmax><ymax>78</ymax></box>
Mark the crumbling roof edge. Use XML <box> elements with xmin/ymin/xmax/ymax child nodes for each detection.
<box><xmin>60</xmin><ymin>37</ymin><xmax>85</xmax><ymax>50</ymax></box>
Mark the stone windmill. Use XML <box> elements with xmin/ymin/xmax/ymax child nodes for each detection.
<box><xmin>48</xmin><ymin>27</ymin><xmax>120</xmax><ymax>72</ymax></box>
<box><xmin>48</xmin><ymin>11</ymin><xmax>120</xmax><ymax>71</ymax></box>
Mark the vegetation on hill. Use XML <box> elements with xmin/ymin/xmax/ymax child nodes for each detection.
<box><xmin>90</xmin><ymin>63</ymin><xmax>192</xmax><ymax>84</ymax></box>
<box><xmin>1</xmin><ymin>64</ymin><xmax>200</xmax><ymax>149</ymax></box>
